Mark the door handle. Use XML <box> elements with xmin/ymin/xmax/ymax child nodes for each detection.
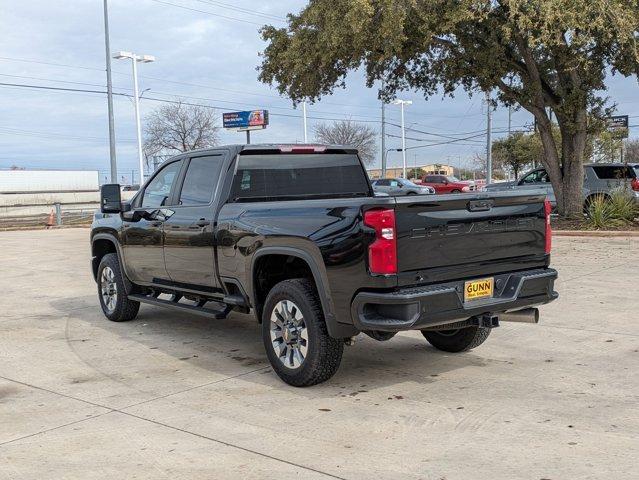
<box><xmin>195</xmin><ymin>219</ymin><xmax>211</xmax><ymax>227</ymax></box>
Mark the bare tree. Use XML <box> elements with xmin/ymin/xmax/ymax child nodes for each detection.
<box><xmin>624</xmin><ymin>139</ymin><xmax>639</xmax><ymax>164</ymax></box>
<box><xmin>143</xmin><ymin>100</ymin><xmax>220</xmax><ymax>163</ymax></box>
<box><xmin>313</xmin><ymin>120</ymin><xmax>377</xmax><ymax>165</ymax></box>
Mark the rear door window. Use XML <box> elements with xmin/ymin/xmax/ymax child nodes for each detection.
<box><xmin>230</xmin><ymin>153</ymin><xmax>370</xmax><ymax>202</ymax></box>
<box><xmin>592</xmin><ymin>165</ymin><xmax>634</xmax><ymax>179</ymax></box>
<box><xmin>179</xmin><ymin>155</ymin><xmax>223</xmax><ymax>206</ymax></box>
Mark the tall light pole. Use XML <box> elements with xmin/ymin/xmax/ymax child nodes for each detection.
<box><xmin>393</xmin><ymin>99</ymin><xmax>412</xmax><ymax>178</ymax></box>
<box><xmin>102</xmin><ymin>0</ymin><xmax>117</xmax><ymax>183</ymax></box>
<box><xmin>114</xmin><ymin>51</ymin><xmax>155</xmax><ymax>186</ymax></box>
<box><xmin>302</xmin><ymin>101</ymin><xmax>308</xmax><ymax>143</ymax></box>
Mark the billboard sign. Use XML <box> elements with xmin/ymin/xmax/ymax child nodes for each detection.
<box><xmin>607</xmin><ymin>115</ymin><xmax>629</xmax><ymax>138</ymax></box>
<box><xmin>222</xmin><ymin>110</ymin><xmax>269</xmax><ymax>130</ymax></box>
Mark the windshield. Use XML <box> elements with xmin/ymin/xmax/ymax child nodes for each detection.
<box><xmin>446</xmin><ymin>176</ymin><xmax>460</xmax><ymax>183</ymax></box>
<box><xmin>399</xmin><ymin>178</ymin><xmax>419</xmax><ymax>187</ymax></box>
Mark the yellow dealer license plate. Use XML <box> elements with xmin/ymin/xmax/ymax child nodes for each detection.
<box><xmin>464</xmin><ymin>277</ymin><xmax>494</xmax><ymax>302</ymax></box>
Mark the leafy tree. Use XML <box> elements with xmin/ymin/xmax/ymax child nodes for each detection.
<box><xmin>492</xmin><ymin>131</ymin><xmax>542</xmax><ymax>178</ymax></box>
<box><xmin>591</xmin><ymin>130</ymin><xmax>624</xmax><ymax>163</ymax></box>
<box><xmin>143</xmin><ymin>100</ymin><xmax>219</xmax><ymax>163</ymax></box>
<box><xmin>625</xmin><ymin>139</ymin><xmax>639</xmax><ymax>164</ymax></box>
<box><xmin>259</xmin><ymin>1</ymin><xmax>639</xmax><ymax>217</ymax></box>
<box><xmin>313</xmin><ymin>120</ymin><xmax>377</xmax><ymax>164</ymax></box>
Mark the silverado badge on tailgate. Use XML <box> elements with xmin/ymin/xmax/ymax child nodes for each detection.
<box><xmin>464</xmin><ymin>278</ymin><xmax>494</xmax><ymax>301</ymax></box>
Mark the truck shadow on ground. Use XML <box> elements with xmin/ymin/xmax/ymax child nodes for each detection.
<box><xmin>53</xmin><ymin>295</ymin><xmax>490</xmax><ymax>397</ymax></box>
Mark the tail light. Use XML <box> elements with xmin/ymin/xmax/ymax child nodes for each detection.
<box><xmin>544</xmin><ymin>198</ymin><xmax>552</xmax><ymax>255</ymax></box>
<box><xmin>632</xmin><ymin>178</ymin><xmax>639</xmax><ymax>192</ymax></box>
<box><xmin>364</xmin><ymin>208</ymin><xmax>397</xmax><ymax>274</ymax></box>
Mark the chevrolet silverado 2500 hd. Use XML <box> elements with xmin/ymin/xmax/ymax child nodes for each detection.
<box><xmin>91</xmin><ymin>144</ymin><xmax>558</xmax><ymax>386</ymax></box>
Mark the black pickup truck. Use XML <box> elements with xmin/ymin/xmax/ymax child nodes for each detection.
<box><xmin>91</xmin><ymin>144</ymin><xmax>558</xmax><ymax>386</ymax></box>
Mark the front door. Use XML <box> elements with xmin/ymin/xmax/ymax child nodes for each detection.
<box><xmin>163</xmin><ymin>154</ymin><xmax>225</xmax><ymax>291</ymax></box>
<box><xmin>121</xmin><ymin>159</ymin><xmax>183</xmax><ymax>284</ymax></box>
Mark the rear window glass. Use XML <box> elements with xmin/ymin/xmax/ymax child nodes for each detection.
<box><xmin>592</xmin><ymin>165</ymin><xmax>635</xmax><ymax>179</ymax></box>
<box><xmin>230</xmin><ymin>154</ymin><xmax>370</xmax><ymax>202</ymax></box>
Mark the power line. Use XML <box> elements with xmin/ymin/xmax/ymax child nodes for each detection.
<box><xmin>190</xmin><ymin>0</ymin><xmax>284</xmax><ymax>21</ymax></box>
<box><xmin>148</xmin><ymin>0</ymin><xmax>275</xmax><ymax>26</ymax></box>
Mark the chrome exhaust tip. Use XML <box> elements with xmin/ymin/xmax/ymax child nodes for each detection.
<box><xmin>499</xmin><ymin>308</ymin><xmax>539</xmax><ymax>324</ymax></box>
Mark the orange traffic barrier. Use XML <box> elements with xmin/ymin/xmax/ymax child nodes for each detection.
<box><xmin>46</xmin><ymin>209</ymin><xmax>55</xmax><ymax>228</ymax></box>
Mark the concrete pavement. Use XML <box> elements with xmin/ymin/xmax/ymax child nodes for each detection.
<box><xmin>0</xmin><ymin>229</ymin><xmax>637</xmax><ymax>479</ymax></box>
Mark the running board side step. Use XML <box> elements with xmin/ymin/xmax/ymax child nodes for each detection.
<box><xmin>128</xmin><ymin>294</ymin><xmax>233</xmax><ymax>319</ymax></box>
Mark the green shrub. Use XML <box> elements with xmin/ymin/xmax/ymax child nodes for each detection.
<box><xmin>608</xmin><ymin>188</ymin><xmax>638</xmax><ymax>223</ymax></box>
<box><xmin>586</xmin><ymin>189</ymin><xmax>638</xmax><ymax>229</ymax></box>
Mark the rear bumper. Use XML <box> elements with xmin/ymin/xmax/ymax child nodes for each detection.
<box><xmin>351</xmin><ymin>268</ymin><xmax>558</xmax><ymax>332</ymax></box>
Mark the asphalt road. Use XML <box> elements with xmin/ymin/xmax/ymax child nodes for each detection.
<box><xmin>1</xmin><ymin>229</ymin><xmax>637</xmax><ymax>479</ymax></box>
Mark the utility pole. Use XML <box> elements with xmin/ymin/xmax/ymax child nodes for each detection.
<box><xmin>508</xmin><ymin>105</ymin><xmax>512</xmax><ymax>134</ymax></box>
<box><xmin>381</xmin><ymin>101</ymin><xmax>386</xmax><ymax>178</ymax></box>
<box><xmin>486</xmin><ymin>91</ymin><xmax>492</xmax><ymax>184</ymax></box>
<box><xmin>381</xmin><ymin>82</ymin><xmax>386</xmax><ymax>178</ymax></box>
<box><xmin>103</xmin><ymin>0</ymin><xmax>117</xmax><ymax>183</ymax></box>
<box><xmin>302</xmin><ymin>101</ymin><xmax>308</xmax><ymax>143</ymax></box>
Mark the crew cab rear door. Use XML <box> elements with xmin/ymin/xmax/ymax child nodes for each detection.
<box><xmin>393</xmin><ymin>192</ymin><xmax>548</xmax><ymax>284</ymax></box>
<box><xmin>162</xmin><ymin>153</ymin><xmax>226</xmax><ymax>291</ymax></box>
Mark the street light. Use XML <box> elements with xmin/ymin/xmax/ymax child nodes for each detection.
<box><xmin>114</xmin><ymin>51</ymin><xmax>155</xmax><ymax>186</ymax></box>
<box><xmin>393</xmin><ymin>99</ymin><xmax>412</xmax><ymax>178</ymax></box>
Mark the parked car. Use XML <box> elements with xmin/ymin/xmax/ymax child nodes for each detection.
<box><xmin>483</xmin><ymin>163</ymin><xmax>639</xmax><ymax>208</ymax></box>
<box><xmin>371</xmin><ymin>177</ymin><xmax>435</xmax><ymax>196</ymax></box>
<box><xmin>91</xmin><ymin>144</ymin><xmax>557</xmax><ymax>386</ymax></box>
<box><xmin>421</xmin><ymin>174</ymin><xmax>473</xmax><ymax>194</ymax></box>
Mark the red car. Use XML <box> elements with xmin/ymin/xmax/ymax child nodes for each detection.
<box><xmin>421</xmin><ymin>174</ymin><xmax>472</xmax><ymax>194</ymax></box>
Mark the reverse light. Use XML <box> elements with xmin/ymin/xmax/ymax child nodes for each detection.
<box><xmin>364</xmin><ymin>208</ymin><xmax>397</xmax><ymax>275</ymax></box>
<box><xmin>544</xmin><ymin>198</ymin><xmax>552</xmax><ymax>255</ymax></box>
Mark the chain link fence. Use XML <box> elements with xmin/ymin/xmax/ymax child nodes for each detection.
<box><xmin>0</xmin><ymin>203</ymin><xmax>97</xmax><ymax>229</ymax></box>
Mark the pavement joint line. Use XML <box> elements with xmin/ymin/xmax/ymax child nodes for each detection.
<box><xmin>0</xmin><ymin>373</ymin><xmax>349</xmax><ymax>480</ymax></box>
<box><xmin>559</xmin><ymin>262</ymin><xmax>628</xmax><ymax>283</ymax></box>
<box><xmin>118</xmin><ymin>366</ymin><xmax>272</xmax><ymax>411</ymax></box>
<box><xmin>0</xmin><ymin>411</ymin><xmax>116</xmax><ymax>447</ymax></box>
<box><xmin>115</xmin><ymin>409</ymin><xmax>350</xmax><ymax>480</ymax></box>
<box><xmin>538</xmin><ymin>324</ymin><xmax>639</xmax><ymax>337</ymax></box>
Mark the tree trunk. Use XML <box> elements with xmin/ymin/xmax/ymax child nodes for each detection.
<box><xmin>534</xmin><ymin>109</ymin><xmax>588</xmax><ymax>218</ymax></box>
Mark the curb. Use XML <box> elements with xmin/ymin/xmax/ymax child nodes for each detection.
<box><xmin>554</xmin><ymin>230</ymin><xmax>639</xmax><ymax>237</ymax></box>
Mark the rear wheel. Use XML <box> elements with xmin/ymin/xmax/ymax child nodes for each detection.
<box><xmin>262</xmin><ymin>279</ymin><xmax>343</xmax><ymax>386</ymax></box>
<box><xmin>451</xmin><ymin>189</ymin><xmax>462</xmax><ymax>194</ymax></box>
<box><xmin>97</xmin><ymin>253</ymin><xmax>140</xmax><ymax>322</ymax></box>
<box><xmin>421</xmin><ymin>326</ymin><xmax>490</xmax><ymax>352</ymax></box>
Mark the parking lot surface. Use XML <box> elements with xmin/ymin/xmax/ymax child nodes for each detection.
<box><xmin>1</xmin><ymin>228</ymin><xmax>637</xmax><ymax>479</ymax></box>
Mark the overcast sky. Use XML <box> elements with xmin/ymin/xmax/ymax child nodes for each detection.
<box><xmin>1</xmin><ymin>0</ymin><xmax>638</xmax><ymax>182</ymax></box>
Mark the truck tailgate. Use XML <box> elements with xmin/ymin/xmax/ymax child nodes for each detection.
<box><xmin>394</xmin><ymin>192</ymin><xmax>547</xmax><ymax>280</ymax></box>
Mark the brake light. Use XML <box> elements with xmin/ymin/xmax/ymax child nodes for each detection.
<box><xmin>278</xmin><ymin>145</ymin><xmax>327</xmax><ymax>153</ymax></box>
<box><xmin>544</xmin><ymin>198</ymin><xmax>552</xmax><ymax>254</ymax></box>
<box><xmin>632</xmin><ymin>178</ymin><xmax>639</xmax><ymax>192</ymax></box>
<box><xmin>364</xmin><ymin>208</ymin><xmax>397</xmax><ymax>275</ymax></box>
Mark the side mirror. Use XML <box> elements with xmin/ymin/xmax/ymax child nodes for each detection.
<box><xmin>101</xmin><ymin>184</ymin><xmax>122</xmax><ymax>213</ymax></box>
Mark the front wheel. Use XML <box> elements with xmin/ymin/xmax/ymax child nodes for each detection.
<box><xmin>262</xmin><ymin>279</ymin><xmax>344</xmax><ymax>386</ymax></box>
<box><xmin>451</xmin><ymin>189</ymin><xmax>462</xmax><ymax>194</ymax></box>
<box><xmin>421</xmin><ymin>326</ymin><xmax>490</xmax><ymax>352</ymax></box>
<box><xmin>97</xmin><ymin>253</ymin><xmax>140</xmax><ymax>322</ymax></box>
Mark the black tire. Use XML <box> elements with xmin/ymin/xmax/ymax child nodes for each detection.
<box><xmin>97</xmin><ymin>253</ymin><xmax>140</xmax><ymax>322</ymax></box>
<box><xmin>262</xmin><ymin>278</ymin><xmax>343</xmax><ymax>387</ymax></box>
<box><xmin>406</xmin><ymin>191</ymin><xmax>417</xmax><ymax>196</ymax></box>
<box><xmin>421</xmin><ymin>326</ymin><xmax>490</xmax><ymax>353</ymax></box>
<box><xmin>451</xmin><ymin>189</ymin><xmax>462</xmax><ymax>194</ymax></box>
